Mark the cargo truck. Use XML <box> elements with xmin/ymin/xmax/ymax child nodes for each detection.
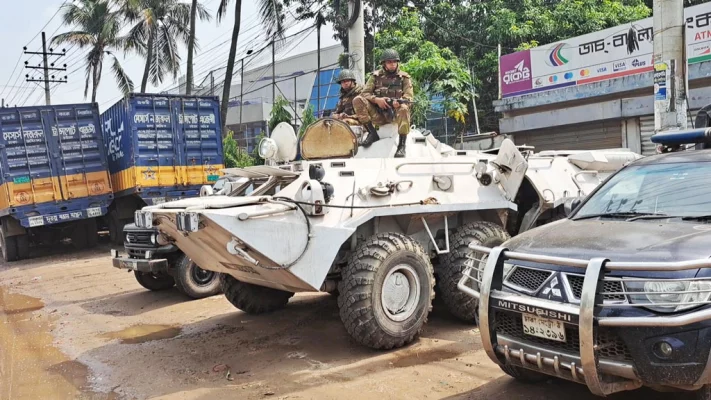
<box><xmin>0</xmin><ymin>103</ymin><xmax>114</xmax><ymax>261</ymax></box>
<box><xmin>99</xmin><ymin>94</ymin><xmax>224</xmax><ymax>244</ymax></box>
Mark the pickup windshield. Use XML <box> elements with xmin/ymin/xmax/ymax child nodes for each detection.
<box><xmin>574</xmin><ymin>161</ymin><xmax>711</xmax><ymax>219</ymax></box>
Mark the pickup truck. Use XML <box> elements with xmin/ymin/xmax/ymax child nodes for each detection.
<box><xmin>459</xmin><ymin>127</ymin><xmax>711</xmax><ymax>399</ymax></box>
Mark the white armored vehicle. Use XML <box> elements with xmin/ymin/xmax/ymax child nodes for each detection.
<box><xmin>133</xmin><ymin>119</ymin><xmax>641</xmax><ymax>349</ymax></box>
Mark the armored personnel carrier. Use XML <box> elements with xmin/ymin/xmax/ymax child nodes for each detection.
<box><xmin>132</xmin><ymin>119</ymin><xmax>641</xmax><ymax>349</ymax></box>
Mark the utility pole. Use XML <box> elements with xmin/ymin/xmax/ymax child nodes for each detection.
<box><xmin>469</xmin><ymin>64</ymin><xmax>481</xmax><ymax>136</ymax></box>
<box><xmin>272</xmin><ymin>41</ymin><xmax>276</xmax><ymax>108</ymax></box>
<box><xmin>24</xmin><ymin>32</ymin><xmax>67</xmax><ymax>106</ymax></box>
<box><xmin>210</xmin><ymin>71</ymin><xmax>215</xmax><ymax>96</ymax></box>
<box><xmin>240</xmin><ymin>49</ymin><xmax>253</xmax><ymax>128</ymax></box>
<box><xmin>653</xmin><ymin>0</ymin><xmax>687</xmax><ymax>133</ymax></box>
<box><xmin>347</xmin><ymin>0</ymin><xmax>366</xmax><ymax>83</ymax></box>
<box><xmin>317</xmin><ymin>14</ymin><xmax>322</xmax><ymax>117</ymax></box>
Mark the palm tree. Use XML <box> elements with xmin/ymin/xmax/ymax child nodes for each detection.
<box><xmin>124</xmin><ymin>0</ymin><xmax>210</xmax><ymax>93</ymax></box>
<box><xmin>186</xmin><ymin>0</ymin><xmax>200</xmax><ymax>95</ymax></box>
<box><xmin>217</xmin><ymin>0</ymin><xmax>285</xmax><ymax>134</ymax></box>
<box><xmin>52</xmin><ymin>0</ymin><xmax>133</xmax><ymax>103</ymax></box>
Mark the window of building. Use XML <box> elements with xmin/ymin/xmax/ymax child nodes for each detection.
<box><xmin>309</xmin><ymin>68</ymin><xmax>342</xmax><ymax>117</ymax></box>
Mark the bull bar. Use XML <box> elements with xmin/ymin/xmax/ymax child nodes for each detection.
<box><xmin>457</xmin><ymin>244</ymin><xmax>711</xmax><ymax>396</ymax></box>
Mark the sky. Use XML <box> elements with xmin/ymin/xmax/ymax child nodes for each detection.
<box><xmin>0</xmin><ymin>0</ymin><xmax>340</xmax><ymax>112</ymax></box>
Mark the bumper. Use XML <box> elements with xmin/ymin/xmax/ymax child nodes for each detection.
<box><xmin>458</xmin><ymin>245</ymin><xmax>711</xmax><ymax>396</ymax></box>
<box><xmin>111</xmin><ymin>249</ymin><xmax>169</xmax><ymax>274</ymax></box>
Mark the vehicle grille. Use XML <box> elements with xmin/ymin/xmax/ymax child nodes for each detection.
<box><xmin>505</xmin><ymin>267</ymin><xmax>553</xmax><ymax>293</ymax></box>
<box><xmin>566</xmin><ymin>275</ymin><xmax>626</xmax><ymax>302</ymax></box>
<box><xmin>126</xmin><ymin>232</ymin><xmax>152</xmax><ymax>246</ymax></box>
<box><xmin>494</xmin><ymin>310</ymin><xmax>632</xmax><ymax>361</ymax></box>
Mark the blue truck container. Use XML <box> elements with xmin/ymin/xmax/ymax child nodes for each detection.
<box><xmin>0</xmin><ymin>103</ymin><xmax>114</xmax><ymax>261</ymax></box>
<box><xmin>100</xmin><ymin>94</ymin><xmax>224</xmax><ymax>243</ymax></box>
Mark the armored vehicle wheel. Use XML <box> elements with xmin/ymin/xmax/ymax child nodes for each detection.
<box><xmin>221</xmin><ymin>274</ymin><xmax>294</xmax><ymax>314</ymax></box>
<box><xmin>338</xmin><ymin>232</ymin><xmax>435</xmax><ymax>350</ymax></box>
<box><xmin>172</xmin><ymin>254</ymin><xmax>222</xmax><ymax>299</ymax></box>
<box><xmin>134</xmin><ymin>270</ymin><xmax>175</xmax><ymax>291</ymax></box>
<box><xmin>499</xmin><ymin>364</ymin><xmax>548</xmax><ymax>383</ymax></box>
<box><xmin>438</xmin><ymin>221</ymin><xmax>510</xmax><ymax>323</ymax></box>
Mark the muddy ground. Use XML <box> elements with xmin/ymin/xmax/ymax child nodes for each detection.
<box><xmin>0</xmin><ymin>241</ymin><xmax>694</xmax><ymax>400</ymax></box>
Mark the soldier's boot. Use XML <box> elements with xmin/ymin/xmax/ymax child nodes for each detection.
<box><xmin>394</xmin><ymin>135</ymin><xmax>407</xmax><ymax>158</ymax></box>
<box><xmin>360</xmin><ymin>122</ymin><xmax>380</xmax><ymax>147</ymax></box>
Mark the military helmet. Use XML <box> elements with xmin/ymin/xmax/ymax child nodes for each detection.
<box><xmin>336</xmin><ymin>69</ymin><xmax>357</xmax><ymax>83</ymax></box>
<box><xmin>380</xmin><ymin>49</ymin><xmax>400</xmax><ymax>63</ymax></box>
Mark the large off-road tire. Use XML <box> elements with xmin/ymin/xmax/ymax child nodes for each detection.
<box><xmin>499</xmin><ymin>364</ymin><xmax>549</xmax><ymax>383</ymax></box>
<box><xmin>172</xmin><ymin>254</ymin><xmax>222</xmax><ymax>299</ymax></box>
<box><xmin>438</xmin><ymin>221</ymin><xmax>510</xmax><ymax>323</ymax></box>
<box><xmin>1</xmin><ymin>227</ymin><xmax>19</xmax><ymax>262</ymax></box>
<box><xmin>134</xmin><ymin>270</ymin><xmax>175</xmax><ymax>291</ymax></box>
<box><xmin>221</xmin><ymin>274</ymin><xmax>294</xmax><ymax>314</ymax></box>
<box><xmin>338</xmin><ymin>232</ymin><xmax>435</xmax><ymax>350</ymax></box>
<box><xmin>108</xmin><ymin>211</ymin><xmax>124</xmax><ymax>245</ymax></box>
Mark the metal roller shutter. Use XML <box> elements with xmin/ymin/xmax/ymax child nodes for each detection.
<box><xmin>511</xmin><ymin>120</ymin><xmax>623</xmax><ymax>152</ymax></box>
<box><xmin>639</xmin><ymin>111</ymin><xmax>696</xmax><ymax>156</ymax></box>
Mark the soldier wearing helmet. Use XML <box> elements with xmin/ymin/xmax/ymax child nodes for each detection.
<box><xmin>331</xmin><ymin>69</ymin><xmax>363</xmax><ymax>125</ymax></box>
<box><xmin>353</xmin><ymin>48</ymin><xmax>414</xmax><ymax>158</ymax></box>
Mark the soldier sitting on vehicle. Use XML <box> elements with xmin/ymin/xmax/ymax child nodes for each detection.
<box><xmin>352</xmin><ymin>49</ymin><xmax>414</xmax><ymax>158</ymax></box>
<box><xmin>330</xmin><ymin>69</ymin><xmax>363</xmax><ymax>126</ymax></box>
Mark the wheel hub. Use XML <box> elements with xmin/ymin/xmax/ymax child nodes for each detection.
<box><xmin>381</xmin><ymin>264</ymin><xmax>421</xmax><ymax>322</ymax></box>
<box><xmin>192</xmin><ymin>265</ymin><xmax>215</xmax><ymax>286</ymax></box>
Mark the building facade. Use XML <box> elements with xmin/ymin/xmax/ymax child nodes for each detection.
<box><xmin>493</xmin><ymin>2</ymin><xmax>711</xmax><ymax>156</ymax></box>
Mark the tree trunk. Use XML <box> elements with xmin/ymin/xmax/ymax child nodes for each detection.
<box><xmin>186</xmin><ymin>0</ymin><xmax>198</xmax><ymax>95</ymax></box>
<box><xmin>141</xmin><ymin>31</ymin><xmax>155</xmax><ymax>93</ymax></box>
<box><xmin>91</xmin><ymin>64</ymin><xmax>98</xmax><ymax>104</ymax></box>
<box><xmin>93</xmin><ymin>54</ymin><xmax>103</xmax><ymax>104</ymax></box>
<box><xmin>220</xmin><ymin>0</ymin><xmax>242</xmax><ymax>136</ymax></box>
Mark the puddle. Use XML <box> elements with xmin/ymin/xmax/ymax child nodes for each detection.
<box><xmin>100</xmin><ymin>324</ymin><xmax>182</xmax><ymax>344</ymax></box>
<box><xmin>0</xmin><ymin>287</ymin><xmax>93</xmax><ymax>399</ymax></box>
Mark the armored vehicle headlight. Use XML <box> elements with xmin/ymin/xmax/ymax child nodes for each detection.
<box><xmin>258</xmin><ymin>137</ymin><xmax>278</xmax><ymax>160</ymax></box>
<box><xmin>624</xmin><ymin>280</ymin><xmax>711</xmax><ymax>313</ymax></box>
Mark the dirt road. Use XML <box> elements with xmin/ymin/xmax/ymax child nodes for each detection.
<box><xmin>0</xmin><ymin>242</ymin><xmax>692</xmax><ymax>399</ymax></box>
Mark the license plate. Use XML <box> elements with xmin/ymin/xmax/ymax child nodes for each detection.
<box><xmin>87</xmin><ymin>207</ymin><xmax>102</xmax><ymax>217</ymax></box>
<box><xmin>119</xmin><ymin>260</ymin><xmax>138</xmax><ymax>271</ymax></box>
<box><xmin>207</xmin><ymin>174</ymin><xmax>219</xmax><ymax>182</ymax></box>
<box><xmin>152</xmin><ymin>197</ymin><xmax>166</xmax><ymax>205</ymax></box>
<box><xmin>28</xmin><ymin>216</ymin><xmax>45</xmax><ymax>227</ymax></box>
<box><xmin>522</xmin><ymin>313</ymin><xmax>567</xmax><ymax>343</ymax></box>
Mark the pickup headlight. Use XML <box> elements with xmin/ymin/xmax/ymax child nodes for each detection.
<box><xmin>624</xmin><ymin>280</ymin><xmax>711</xmax><ymax>313</ymax></box>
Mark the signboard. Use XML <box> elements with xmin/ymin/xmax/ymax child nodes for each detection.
<box><xmin>500</xmin><ymin>2</ymin><xmax>711</xmax><ymax>98</ymax></box>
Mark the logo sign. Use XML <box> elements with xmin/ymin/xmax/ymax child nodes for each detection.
<box><xmin>541</xmin><ymin>276</ymin><xmax>563</xmax><ymax>299</ymax></box>
<box><xmin>89</xmin><ymin>181</ymin><xmax>105</xmax><ymax>194</ymax></box>
<box><xmin>631</xmin><ymin>59</ymin><xmax>647</xmax><ymax>68</ymax></box>
<box><xmin>613</xmin><ymin>61</ymin><xmax>627</xmax><ymax>72</ymax></box>
<box><xmin>500</xmin><ymin>50</ymin><xmax>533</xmax><ymax>96</ymax></box>
<box><xmin>546</xmin><ymin>43</ymin><xmax>571</xmax><ymax>67</ymax></box>
<box><xmin>14</xmin><ymin>191</ymin><xmax>30</xmax><ymax>204</ymax></box>
<box><xmin>597</xmin><ymin>66</ymin><xmax>608</xmax><ymax>73</ymax></box>
<box><xmin>493</xmin><ymin>299</ymin><xmax>578</xmax><ymax>324</ymax></box>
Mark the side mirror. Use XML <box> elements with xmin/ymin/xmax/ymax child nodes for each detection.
<box><xmin>563</xmin><ymin>197</ymin><xmax>584</xmax><ymax>217</ymax></box>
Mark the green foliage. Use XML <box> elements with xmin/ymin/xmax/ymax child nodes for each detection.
<box><xmin>223</xmin><ymin>131</ymin><xmax>255</xmax><ymax>168</ymax></box>
<box><xmin>269</xmin><ymin>95</ymin><xmax>293</xmax><ymax>131</ymax></box>
<box><xmin>375</xmin><ymin>10</ymin><xmax>472</xmax><ymax>125</ymax></box>
<box><xmin>298</xmin><ymin>104</ymin><xmax>317</xmax><ymax>138</ymax></box>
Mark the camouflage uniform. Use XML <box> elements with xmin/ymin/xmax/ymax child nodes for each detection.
<box><xmin>334</xmin><ymin>85</ymin><xmax>363</xmax><ymax>126</ymax></box>
<box><xmin>352</xmin><ymin>68</ymin><xmax>414</xmax><ymax>136</ymax></box>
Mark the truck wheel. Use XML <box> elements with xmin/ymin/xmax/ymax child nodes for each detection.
<box><xmin>499</xmin><ymin>364</ymin><xmax>548</xmax><ymax>383</ymax></box>
<box><xmin>85</xmin><ymin>218</ymin><xmax>99</xmax><ymax>248</ymax></box>
<box><xmin>221</xmin><ymin>274</ymin><xmax>294</xmax><ymax>314</ymax></box>
<box><xmin>134</xmin><ymin>271</ymin><xmax>175</xmax><ymax>291</ymax></box>
<box><xmin>438</xmin><ymin>221</ymin><xmax>510</xmax><ymax>323</ymax></box>
<box><xmin>338</xmin><ymin>232</ymin><xmax>435</xmax><ymax>350</ymax></box>
<box><xmin>108</xmin><ymin>211</ymin><xmax>123</xmax><ymax>245</ymax></box>
<box><xmin>16</xmin><ymin>234</ymin><xmax>30</xmax><ymax>260</ymax></box>
<box><xmin>1</xmin><ymin>229</ymin><xmax>19</xmax><ymax>262</ymax></box>
<box><xmin>172</xmin><ymin>254</ymin><xmax>222</xmax><ymax>299</ymax></box>
<box><xmin>71</xmin><ymin>221</ymin><xmax>89</xmax><ymax>249</ymax></box>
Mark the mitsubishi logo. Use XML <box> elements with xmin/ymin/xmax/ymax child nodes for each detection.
<box><xmin>542</xmin><ymin>276</ymin><xmax>562</xmax><ymax>299</ymax></box>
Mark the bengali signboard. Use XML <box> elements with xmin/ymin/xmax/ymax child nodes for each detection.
<box><xmin>500</xmin><ymin>2</ymin><xmax>711</xmax><ymax>98</ymax></box>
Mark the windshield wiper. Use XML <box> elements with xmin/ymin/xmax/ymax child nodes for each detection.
<box><xmin>681</xmin><ymin>215</ymin><xmax>711</xmax><ymax>221</ymax></box>
<box><xmin>573</xmin><ymin>212</ymin><xmax>663</xmax><ymax>221</ymax></box>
